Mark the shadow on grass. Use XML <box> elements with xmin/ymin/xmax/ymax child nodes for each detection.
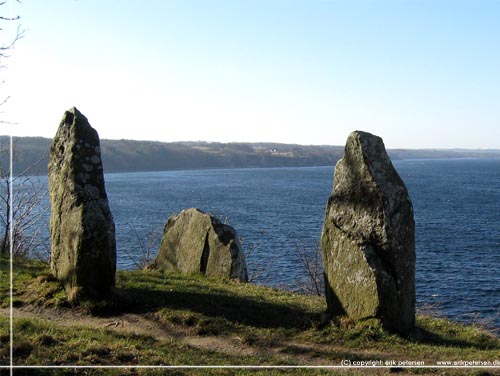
<box><xmin>110</xmin><ymin>286</ymin><xmax>318</xmax><ymax>331</ymax></box>
<box><xmin>93</xmin><ymin>284</ymin><xmax>499</xmax><ymax>352</ymax></box>
<box><xmin>9</xmin><ymin>259</ymin><xmax>499</xmax><ymax>353</ymax></box>
<box><xmin>411</xmin><ymin>325</ymin><xmax>498</xmax><ymax>350</ymax></box>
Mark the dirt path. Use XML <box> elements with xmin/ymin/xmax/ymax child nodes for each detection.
<box><xmin>2</xmin><ymin>306</ymin><xmax>361</xmax><ymax>366</ymax></box>
<box><xmin>2</xmin><ymin>306</ymin><xmax>456</xmax><ymax>375</ymax></box>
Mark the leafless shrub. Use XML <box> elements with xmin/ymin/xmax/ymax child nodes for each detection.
<box><xmin>416</xmin><ymin>300</ymin><xmax>444</xmax><ymax>318</ymax></box>
<box><xmin>1</xmin><ymin>0</ymin><xmax>25</xmax><ymax>122</ymax></box>
<box><xmin>0</xmin><ymin>2</ymin><xmax>47</xmax><ymax>259</ymax></box>
<box><xmin>195</xmin><ymin>210</ymin><xmax>325</xmax><ymax>295</ymax></box>
<box><xmin>0</xmin><ymin>138</ymin><xmax>48</xmax><ymax>259</ymax></box>
<box><xmin>458</xmin><ymin>310</ymin><xmax>500</xmax><ymax>337</ymax></box>
<box><xmin>240</xmin><ymin>230</ymin><xmax>279</xmax><ymax>285</ymax></box>
<box><xmin>293</xmin><ymin>241</ymin><xmax>324</xmax><ymax>296</ymax></box>
<box><xmin>122</xmin><ymin>222</ymin><xmax>161</xmax><ymax>269</ymax></box>
<box><xmin>418</xmin><ymin>301</ymin><xmax>499</xmax><ymax>337</ymax></box>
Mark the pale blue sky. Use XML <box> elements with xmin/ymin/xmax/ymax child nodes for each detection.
<box><xmin>2</xmin><ymin>0</ymin><xmax>500</xmax><ymax>148</ymax></box>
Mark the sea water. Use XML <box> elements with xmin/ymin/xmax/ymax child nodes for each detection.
<box><xmin>24</xmin><ymin>158</ymin><xmax>500</xmax><ymax>328</ymax></box>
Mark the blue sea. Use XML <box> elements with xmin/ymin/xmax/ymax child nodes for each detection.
<box><xmin>31</xmin><ymin>158</ymin><xmax>500</xmax><ymax>328</ymax></box>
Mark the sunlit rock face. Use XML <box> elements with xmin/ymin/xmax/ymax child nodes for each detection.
<box><xmin>151</xmin><ymin>208</ymin><xmax>248</xmax><ymax>282</ymax></box>
<box><xmin>48</xmin><ymin>107</ymin><xmax>116</xmax><ymax>300</ymax></box>
<box><xmin>321</xmin><ymin>131</ymin><xmax>415</xmax><ymax>335</ymax></box>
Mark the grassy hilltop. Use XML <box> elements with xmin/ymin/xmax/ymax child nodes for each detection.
<box><xmin>1</xmin><ymin>258</ymin><xmax>499</xmax><ymax>375</ymax></box>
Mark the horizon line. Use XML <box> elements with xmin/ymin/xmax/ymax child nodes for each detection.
<box><xmin>2</xmin><ymin>134</ymin><xmax>500</xmax><ymax>152</ymax></box>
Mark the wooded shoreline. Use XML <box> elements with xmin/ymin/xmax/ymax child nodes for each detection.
<box><xmin>3</xmin><ymin>136</ymin><xmax>500</xmax><ymax>175</ymax></box>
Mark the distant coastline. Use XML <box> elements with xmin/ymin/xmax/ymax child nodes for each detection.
<box><xmin>2</xmin><ymin>136</ymin><xmax>500</xmax><ymax>175</ymax></box>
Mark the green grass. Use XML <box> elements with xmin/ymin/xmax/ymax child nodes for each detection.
<box><xmin>1</xmin><ymin>257</ymin><xmax>499</xmax><ymax>375</ymax></box>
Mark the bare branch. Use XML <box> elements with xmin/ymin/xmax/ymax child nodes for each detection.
<box><xmin>0</xmin><ymin>15</ymin><xmax>20</xmax><ymax>22</ymax></box>
<box><xmin>0</xmin><ymin>139</ymin><xmax>49</xmax><ymax>258</ymax></box>
<box><xmin>0</xmin><ymin>95</ymin><xmax>10</xmax><ymax>108</ymax></box>
<box><xmin>121</xmin><ymin>222</ymin><xmax>161</xmax><ymax>270</ymax></box>
<box><xmin>293</xmin><ymin>242</ymin><xmax>324</xmax><ymax>296</ymax></box>
<box><xmin>0</xmin><ymin>24</ymin><xmax>25</xmax><ymax>55</ymax></box>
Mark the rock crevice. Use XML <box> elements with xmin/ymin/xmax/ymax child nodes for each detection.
<box><xmin>151</xmin><ymin>208</ymin><xmax>248</xmax><ymax>282</ymax></box>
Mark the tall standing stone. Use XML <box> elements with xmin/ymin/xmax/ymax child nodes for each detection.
<box><xmin>321</xmin><ymin>131</ymin><xmax>415</xmax><ymax>335</ymax></box>
<box><xmin>48</xmin><ymin>107</ymin><xmax>116</xmax><ymax>299</ymax></box>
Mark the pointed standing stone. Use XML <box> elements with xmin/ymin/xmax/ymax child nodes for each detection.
<box><xmin>48</xmin><ymin>107</ymin><xmax>116</xmax><ymax>300</ymax></box>
<box><xmin>321</xmin><ymin>131</ymin><xmax>415</xmax><ymax>335</ymax></box>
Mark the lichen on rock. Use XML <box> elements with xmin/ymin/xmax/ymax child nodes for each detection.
<box><xmin>151</xmin><ymin>208</ymin><xmax>248</xmax><ymax>282</ymax></box>
<box><xmin>321</xmin><ymin>131</ymin><xmax>415</xmax><ymax>335</ymax></box>
<box><xmin>48</xmin><ymin>107</ymin><xmax>116</xmax><ymax>300</ymax></box>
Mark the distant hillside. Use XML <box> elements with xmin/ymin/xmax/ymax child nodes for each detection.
<box><xmin>1</xmin><ymin>136</ymin><xmax>499</xmax><ymax>175</ymax></box>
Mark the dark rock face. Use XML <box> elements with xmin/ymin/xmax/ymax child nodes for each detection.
<box><xmin>321</xmin><ymin>131</ymin><xmax>415</xmax><ymax>335</ymax></box>
<box><xmin>151</xmin><ymin>208</ymin><xmax>248</xmax><ymax>282</ymax></box>
<box><xmin>48</xmin><ymin>107</ymin><xmax>116</xmax><ymax>299</ymax></box>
